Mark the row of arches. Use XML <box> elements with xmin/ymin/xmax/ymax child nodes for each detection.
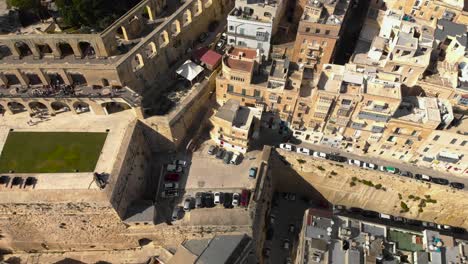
<box><xmin>130</xmin><ymin>0</ymin><xmax>213</xmax><ymax>72</ymax></box>
<box><xmin>0</xmin><ymin>101</ymin><xmax>132</xmax><ymax>116</ymax></box>
<box><xmin>0</xmin><ymin>41</ymin><xmax>96</xmax><ymax>60</ymax></box>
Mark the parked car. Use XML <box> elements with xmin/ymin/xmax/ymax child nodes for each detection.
<box><xmin>172</xmin><ymin>160</ymin><xmax>188</xmax><ymax>167</ymax></box>
<box><xmin>183</xmin><ymin>197</ymin><xmax>193</xmax><ymax>212</ymax></box>
<box><xmin>198</xmin><ymin>32</ymin><xmax>209</xmax><ymax>43</ymax></box>
<box><xmin>362</xmin><ymin>162</ymin><xmax>378</xmax><ymax>170</ymax></box>
<box><xmin>415</xmin><ymin>174</ymin><xmax>429</xmax><ymax>181</ymax></box>
<box><xmin>431</xmin><ymin>177</ymin><xmax>449</xmax><ymax>185</ymax></box>
<box><xmin>232</xmin><ymin>193</ymin><xmax>240</xmax><ymax>206</ymax></box>
<box><xmin>399</xmin><ymin>171</ymin><xmax>413</xmax><ymax>178</ymax></box>
<box><xmin>161</xmin><ymin>189</ymin><xmax>179</xmax><ymax>198</ymax></box>
<box><xmin>167</xmin><ymin>164</ymin><xmax>183</xmax><ymax>173</ymax></box>
<box><xmin>172</xmin><ymin>206</ymin><xmax>181</xmax><ymax>221</ymax></box>
<box><xmin>284</xmin><ymin>192</ymin><xmax>296</xmax><ymax>201</ymax></box>
<box><xmin>348</xmin><ymin>159</ymin><xmax>361</xmax><ymax>166</ymax></box>
<box><xmin>279</xmin><ymin>143</ymin><xmax>294</xmax><ymax>151</ymax></box>
<box><xmin>379</xmin><ymin>213</ymin><xmax>393</xmax><ymax>220</ymax></box>
<box><xmin>313</xmin><ymin>151</ymin><xmax>327</xmax><ymax>159</ymax></box>
<box><xmin>223</xmin><ymin>151</ymin><xmax>233</xmax><ymax>164</ymax></box>
<box><xmin>164</xmin><ymin>182</ymin><xmax>179</xmax><ymax>189</ymax></box>
<box><xmin>195</xmin><ymin>192</ymin><xmax>203</xmax><ymax>208</ymax></box>
<box><xmin>203</xmin><ymin>192</ymin><xmax>215</xmax><ymax>208</ymax></box>
<box><xmin>384</xmin><ymin>166</ymin><xmax>399</xmax><ymax>174</ymax></box>
<box><xmin>216</xmin><ymin>148</ymin><xmax>226</xmax><ymax>159</ymax></box>
<box><xmin>249</xmin><ymin>167</ymin><xmax>258</xmax><ymax>179</ymax></box>
<box><xmin>240</xmin><ymin>189</ymin><xmax>250</xmax><ymax>207</ymax></box>
<box><xmin>214</xmin><ymin>192</ymin><xmax>222</xmax><ymax>204</ymax></box>
<box><xmin>223</xmin><ymin>193</ymin><xmax>233</xmax><ymax>208</ymax></box>
<box><xmin>328</xmin><ymin>155</ymin><xmax>347</xmax><ymax>162</ymax></box>
<box><xmin>362</xmin><ymin>210</ymin><xmax>379</xmax><ymax>218</ymax></box>
<box><xmin>164</xmin><ymin>173</ymin><xmax>180</xmax><ymax>182</ymax></box>
<box><xmin>422</xmin><ymin>221</ymin><xmax>437</xmax><ymax>228</ymax></box>
<box><xmin>450</xmin><ymin>182</ymin><xmax>465</xmax><ymax>189</ymax></box>
<box><xmin>363</xmin><ymin>163</ymin><xmax>377</xmax><ymax>170</ymax></box>
<box><xmin>437</xmin><ymin>224</ymin><xmax>451</xmax><ymax>230</ymax></box>
<box><xmin>230</xmin><ymin>153</ymin><xmax>239</xmax><ymax>165</ymax></box>
<box><xmin>208</xmin><ymin>145</ymin><xmax>218</xmax><ymax>155</ymax></box>
<box><xmin>216</xmin><ymin>39</ymin><xmax>226</xmax><ymax>50</ymax></box>
<box><xmin>296</xmin><ymin>147</ymin><xmax>311</xmax><ymax>155</ymax></box>
<box><xmin>333</xmin><ymin>205</ymin><xmax>346</xmax><ymax>212</ymax></box>
<box><xmin>283</xmin><ymin>239</ymin><xmax>290</xmax><ymax>250</ymax></box>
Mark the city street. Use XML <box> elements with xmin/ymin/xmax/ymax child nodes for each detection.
<box><xmin>263</xmin><ymin>192</ymin><xmax>309</xmax><ymax>264</ymax></box>
<box><xmin>297</xmin><ymin>140</ymin><xmax>468</xmax><ymax>189</ymax></box>
<box><xmin>254</xmin><ymin>122</ymin><xmax>468</xmax><ymax>189</ymax></box>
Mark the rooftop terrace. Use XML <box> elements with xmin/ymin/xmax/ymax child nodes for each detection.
<box><xmin>302</xmin><ymin>0</ymin><xmax>350</xmax><ymax>25</ymax></box>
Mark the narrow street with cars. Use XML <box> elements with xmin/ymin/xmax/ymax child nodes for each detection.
<box><xmin>277</xmin><ymin>142</ymin><xmax>466</xmax><ymax>191</ymax></box>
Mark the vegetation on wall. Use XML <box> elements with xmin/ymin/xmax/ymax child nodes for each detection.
<box><xmin>8</xmin><ymin>0</ymin><xmax>142</xmax><ymax>31</ymax></box>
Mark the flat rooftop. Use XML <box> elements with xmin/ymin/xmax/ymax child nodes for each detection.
<box><xmin>302</xmin><ymin>0</ymin><xmax>350</xmax><ymax>25</ymax></box>
<box><xmin>394</xmin><ymin>97</ymin><xmax>442</xmax><ymax>124</ymax></box>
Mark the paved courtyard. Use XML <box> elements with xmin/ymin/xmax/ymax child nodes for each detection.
<box><xmin>184</xmin><ymin>141</ymin><xmax>261</xmax><ymax>191</ymax></box>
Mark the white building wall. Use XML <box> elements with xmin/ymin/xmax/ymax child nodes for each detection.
<box><xmin>227</xmin><ymin>15</ymin><xmax>273</xmax><ymax>59</ymax></box>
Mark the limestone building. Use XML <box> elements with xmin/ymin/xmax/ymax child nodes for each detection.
<box><xmin>216</xmin><ymin>46</ymin><xmax>304</xmax><ymax>123</ymax></box>
<box><xmin>368</xmin><ymin>96</ymin><xmax>454</xmax><ymax>161</ymax></box>
<box><xmin>226</xmin><ymin>0</ymin><xmax>287</xmax><ymax>59</ymax></box>
<box><xmin>292</xmin><ymin>63</ymin><xmax>402</xmax><ymax>151</ymax></box>
<box><xmin>210</xmin><ymin>99</ymin><xmax>262</xmax><ymax>153</ymax></box>
<box><xmin>353</xmin><ymin>10</ymin><xmax>434</xmax><ymax>87</ymax></box>
<box><xmin>291</xmin><ymin>0</ymin><xmax>352</xmax><ymax>73</ymax></box>
<box><xmin>386</xmin><ymin>0</ymin><xmax>465</xmax><ymax>23</ymax></box>
<box><xmin>0</xmin><ymin>0</ymin><xmax>234</xmax><ymax>151</ymax></box>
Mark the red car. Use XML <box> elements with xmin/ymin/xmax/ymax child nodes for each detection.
<box><xmin>165</xmin><ymin>173</ymin><xmax>180</xmax><ymax>182</ymax></box>
<box><xmin>240</xmin><ymin>189</ymin><xmax>250</xmax><ymax>207</ymax></box>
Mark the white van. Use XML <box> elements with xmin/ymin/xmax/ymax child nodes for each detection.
<box><xmin>379</xmin><ymin>213</ymin><xmax>392</xmax><ymax>220</ymax></box>
<box><xmin>230</xmin><ymin>153</ymin><xmax>239</xmax><ymax>165</ymax></box>
<box><xmin>164</xmin><ymin>182</ymin><xmax>179</xmax><ymax>189</ymax></box>
<box><xmin>167</xmin><ymin>164</ymin><xmax>182</xmax><ymax>173</ymax></box>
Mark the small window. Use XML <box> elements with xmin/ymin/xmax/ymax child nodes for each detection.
<box><xmin>315</xmin><ymin>29</ymin><xmax>320</xmax><ymax>34</ymax></box>
<box><xmin>450</xmin><ymin>138</ymin><xmax>457</xmax><ymax>144</ymax></box>
<box><xmin>325</xmin><ymin>30</ymin><xmax>330</xmax><ymax>35</ymax></box>
<box><xmin>264</xmin><ymin>12</ymin><xmax>272</xmax><ymax>17</ymax></box>
<box><xmin>461</xmin><ymin>140</ymin><xmax>467</xmax><ymax>146</ymax></box>
<box><xmin>433</xmin><ymin>135</ymin><xmax>440</xmax><ymax>141</ymax></box>
<box><xmin>229</xmin><ymin>26</ymin><xmax>234</xmax><ymax>31</ymax></box>
<box><xmin>305</xmin><ymin>27</ymin><xmax>310</xmax><ymax>33</ymax></box>
<box><xmin>423</xmin><ymin>147</ymin><xmax>429</xmax><ymax>152</ymax></box>
<box><xmin>254</xmin><ymin>90</ymin><xmax>260</xmax><ymax>97</ymax></box>
<box><xmin>241</xmin><ymin>89</ymin><xmax>246</xmax><ymax>95</ymax></box>
<box><xmin>227</xmin><ymin>84</ymin><xmax>234</xmax><ymax>92</ymax></box>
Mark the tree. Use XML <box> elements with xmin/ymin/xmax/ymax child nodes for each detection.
<box><xmin>8</xmin><ymin>0</ymin><xmax>40</xmax><ymax>10</ymax></box>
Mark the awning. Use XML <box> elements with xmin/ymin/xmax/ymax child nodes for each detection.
<box><xmin>176</xmin><ymin>60</ymin><xmax>204</xmax><ymax>81</ymax></box>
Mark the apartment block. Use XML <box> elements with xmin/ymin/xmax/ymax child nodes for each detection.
<box><xmin>387</xmin><ymin>0</ymin><xmax>464</xmax><ymax>23</ymax></box>
<box><xmin>353</xmin><ymin>10</ymin><xmax>434</xmax><ymax>87</ymax></box>
<box><xmin>368</xmin><ymin>96</ymin><xmax>454</xmax><ymax>161</ymax></box>
<box><xmin>292</xmin><ymin>0</ymin><xmax>351</xmax><ymax>72</ymax></box>
<box><xmin>295</xmin><ymin>207</ymin><xmax>468</xmax><ymax>264</ymax></box>
<box><xmin>209</xmin><ymin>99</ymin><xmax>262</xmax><ymax>153</ymax></box>
<box><xmin>226</xmin><ymin>0</ymin><xmax>287</xmax><ymax>59</ymax></box>
<box><xmin>417</xmin><ymin>128</ymin><xmax>468</xmax><ymax>172</ymax></box>
<box><xmin>292</xmin><ymin>63</ymin><xmax>402</xmax><ymax>151</ymax></box>
<box><xmin>216</xmin><ymin>46</ymin><xmax>304</xmax><ymax>123</ymax></box>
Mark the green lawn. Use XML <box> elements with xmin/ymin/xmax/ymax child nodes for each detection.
<box><xmin>0</xmin><ymin>132</ymin><xmax>108</xmax><ymax>173</ymax></box>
